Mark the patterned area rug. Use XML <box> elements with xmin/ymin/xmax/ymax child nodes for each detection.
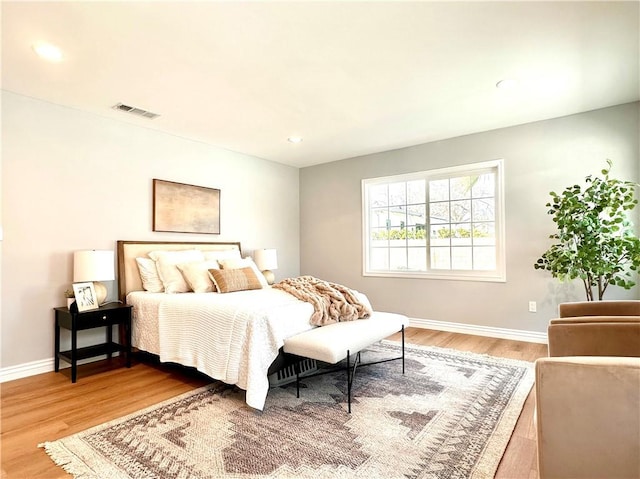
<box><xmin>40</xmin><ymin>342</ymin><xmax>534</xmax><ymax>479</ymax></box>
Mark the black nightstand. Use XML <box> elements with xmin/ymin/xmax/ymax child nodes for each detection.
<box><xmin>54</xmin><ymin>303</ymin><xmax>133</xmax><ymax>382</ymax></box>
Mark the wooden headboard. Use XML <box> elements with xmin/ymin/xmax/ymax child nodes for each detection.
<box><xmin>116</xmin><ymin>240</ymin><xmax>242</xmax><ymax>302</ymax></box>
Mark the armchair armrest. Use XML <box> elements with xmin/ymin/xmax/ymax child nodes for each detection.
<box><xmin>548</xmin><ymin>316</ymin><xmax>640</xmax><ymax>357</ymax></box>
<box><xmin>536</xmin><ymin>356</ymin><xmax>640</xmax><ymax>479</ymax></box>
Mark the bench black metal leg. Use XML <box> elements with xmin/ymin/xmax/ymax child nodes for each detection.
<box><xmin>402</xmin><ymin>325</ymin><xmax>405</xmax><ymax>374</ymax></box>
<box><xmin>294</xmin><ymin>359</ymin><xmax>300</xmax><ymax>398</ymax></box>
<box><xmin>346</xmin><ymin>350</ymin><xmax>351</xmax><ymax>413</ymax></box>
<box><xmin>346</xmin><ymin>350</ymin><xmax>363</xmax><ymax>414</ymax></box>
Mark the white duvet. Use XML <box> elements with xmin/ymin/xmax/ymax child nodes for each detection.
<box><xmin>127</xmin><ymin>288</ymin><xmax>318</xmax><ymax>410</ymax></box>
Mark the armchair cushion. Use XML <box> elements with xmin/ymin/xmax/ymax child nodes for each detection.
<box><xmin>536</xmin><ymin>356</ymin><xmax>640</xmax><ymax>479</ymax></box>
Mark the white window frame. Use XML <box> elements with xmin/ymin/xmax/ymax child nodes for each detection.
<box><xmin>362</xmin><ymin>159</ymin><xmax>506</xmax><ymax>282</ymax></box>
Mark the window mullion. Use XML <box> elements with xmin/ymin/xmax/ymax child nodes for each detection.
<box><xmin>404</xmin><ymin>182</ymin><xmax>408</xmax><ymax>269</ymax></box>
<box><xmin>470</xmin><ymin>186</ymin><xmax>475</xmax><ymax>270</ymax></box>
<box><xmin>425</xmin><ymin>177</ymin><xmax>431</xmax><ymax>272</ymax></box>
<box><xmin>448</xmin><ymin>177</ymin><xmax>453</xmax><ymax>271</ymax></box>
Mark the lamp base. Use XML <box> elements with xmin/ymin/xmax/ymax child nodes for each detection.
<box><xmin>93</xmin><ymin>281</ymin><xmax>108</xmax><ymax>305</ymax></box>
<box><xmin>261</xmin><ymin>270</ymin><xmax>275</xmax><ymax>285</ymax></box>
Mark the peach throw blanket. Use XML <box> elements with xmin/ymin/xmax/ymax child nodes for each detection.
<box><xmin>273</xmin><ymin>275</ymin><xmax>372</xmax><ymax>326</ymax></box>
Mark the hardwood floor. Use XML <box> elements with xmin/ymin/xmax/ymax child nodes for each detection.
<box><xmin>1</xmin><ymin>327</ymin><xmax>548</xmax><ymax>478</ymax></box>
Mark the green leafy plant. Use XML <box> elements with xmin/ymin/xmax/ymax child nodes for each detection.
<box><xmin>534</xmin><ymin>160</ymin><xmax>640</xmax><ymax>300</ymax></box>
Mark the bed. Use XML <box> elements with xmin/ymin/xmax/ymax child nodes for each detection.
<box><xmin>117</xmin><ymin>240</ymin><xmax>370</xmax><ymax>411</ymax></box>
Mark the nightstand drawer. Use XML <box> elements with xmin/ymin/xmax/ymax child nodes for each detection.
<box><xmin>70</xmin><ymin>308</ymin><xmax>128</xmax><ymax>329</ymax></box>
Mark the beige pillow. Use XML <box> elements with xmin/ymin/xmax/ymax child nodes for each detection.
<box><xmin>135</xmin><ymin>257</ymin><xmax>164</xmax><ymax>293</ymax></box>
<box><xmin>217</xmin><ymin>257</ymin><xmax>269</xmax><ymax>287</ymax></box>
<box><xmin>148</xmin><ymin>249</ymin><xmax>205</xmax><ymax>293</ymax></box>
<box><xmin>208</xmin><ymin>267</ymin><xmax>263</xmax><ymax>293</ymax></box>
<box><xmin>176</xmin><ymin>260</ymin><xmax>220</xmax><ymax>293</ymax></box>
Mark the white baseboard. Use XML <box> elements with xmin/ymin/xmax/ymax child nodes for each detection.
<box><xmin>0</xmin><ymin>358</ymin><xmax>54</xmax><ymax>383</ymax></box>
<box><xmin>0</xmin><ymin>354</ymin><xmax>122</xmax><ymax>383</ymax></box>
<box><xmin>409</xmin><ymin>317</ymin><xmax>548</xmax><ymax>344</ymax></box>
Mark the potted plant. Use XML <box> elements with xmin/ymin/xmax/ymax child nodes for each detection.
<box><xmin>64</xmin><ymin>288</ymin><xmax>75</xmax><ymax>308</ymax></box>
<box><xmin>534</xmin><ymin>160</ymin><xmax>640</xmax><ymax>300</ymax></box>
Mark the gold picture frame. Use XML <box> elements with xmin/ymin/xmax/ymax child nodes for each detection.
<box><xmin>153</xmin><ymin>179</ymin><xmax>221</xmax><ymax>234</ymax></box>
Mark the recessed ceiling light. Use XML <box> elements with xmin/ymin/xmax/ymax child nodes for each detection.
<box><xmin>287</xmin><ymin>136</ymin><xmax>303</xmax><ymax>144</ymax></box>
<box><xmin>496</xmin><ymin>78</ymin><xmax>518</xmax><ymax>90</ymax></box>
<box><xmin>32</xmin><ymin>42</ymin><xmax>63</xmax><ymax>62</ymax></box>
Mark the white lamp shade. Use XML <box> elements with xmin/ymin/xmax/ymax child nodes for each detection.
<box><xmin>253</xmin><ymin>249</ymin><xmax>278</xmax><ymax>271</ymax></box>
<box><xmin>73</xmin><ymin>250</ymin><xmax>115</xmax><ymax>282</ymax></box>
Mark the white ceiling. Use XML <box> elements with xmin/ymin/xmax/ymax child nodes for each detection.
<box><xmin>2</xmin><ymin>1</ymin><xmax>639</xmax><ymax>168</ymax></box>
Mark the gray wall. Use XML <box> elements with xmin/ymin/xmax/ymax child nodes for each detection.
<box><xmin>300</xmin><ymin>102</ymin><xmax>640</xmax><ymax>334</ymax></box>
<box><xmin>1</xmin><ymin>91</ymin><xmax>300</xmax><ymax>369</ymax></box>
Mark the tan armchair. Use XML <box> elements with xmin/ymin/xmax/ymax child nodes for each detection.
<box><xmin>535</xmin><ymin>300</ymin><xmax>640</xmax><ymax>479</ymax></box>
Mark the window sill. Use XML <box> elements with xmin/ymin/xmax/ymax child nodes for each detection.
<box><xmin>362</xmin><ymin>271</ymin><xmax>506</xmax><ymax>282</ymax></box>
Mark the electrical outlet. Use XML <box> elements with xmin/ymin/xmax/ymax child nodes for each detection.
<box><xmin>528</xmin><ymin>301</ymin><xmax>537</xmax><ymax>313</ymax></box>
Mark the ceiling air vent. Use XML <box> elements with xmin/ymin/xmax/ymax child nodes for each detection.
<box><xmin>112</xmin><ymin>103</ymin><xmax>160</xmax><ymax>119</ymax></box>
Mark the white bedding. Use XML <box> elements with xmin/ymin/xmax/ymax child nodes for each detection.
<box><xmin>127</xmin><ymin>288</ymin><xmax>318</xmax><ymax>410</ymax></box>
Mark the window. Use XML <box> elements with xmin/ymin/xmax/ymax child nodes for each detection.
<box><xmin>362</xmin><ymin>160</ymin><xmax>505</xmax><ymax>281</ymax></box>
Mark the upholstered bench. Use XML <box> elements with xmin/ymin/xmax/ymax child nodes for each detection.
<box><xmin>283</xmin><ymin>312</ymin><xmax>409</xmax><ymax>412</ymax></box>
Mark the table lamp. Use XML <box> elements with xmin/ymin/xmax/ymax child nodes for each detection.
<box><xmin>253</xmin><ymin>249</ymin><xmax>278</xmax><ymax>285</ymax></box>
<box><xmin>73</xmin><ymin>250</ymin><xmax>115</xmax><ymax>305</ymax></box>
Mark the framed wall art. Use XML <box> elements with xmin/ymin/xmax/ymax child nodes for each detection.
<box><xmin>153</xmin><ymin>179</ymin><xmax>221</xmax><ymax>234</ymax></box>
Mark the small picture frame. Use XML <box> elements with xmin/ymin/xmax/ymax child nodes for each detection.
<box><xmin>72</xmin><ymin>282</ymin><xmax>99</xmax><ymax>312</ymax></box>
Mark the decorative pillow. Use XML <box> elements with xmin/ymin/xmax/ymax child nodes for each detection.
<box><xmin>202</xmin><ymin>249</ymin><xmax>242</xmax><ymax>262</ymax></box>
<box><xmin>176</xmin><ymin>260</ymin><xmax>220</xmax><ymax>293</ymax></box>
<box><xmin>135</xmin><ymin>257</ymin><xmax>164</xmax><ymax>293</ymax></box>
<box><xmin>148</xmin><ymin>249</ymin><xmax>205</xmax><ymax>294</ymax></box>
<box><xmin>217</xmin><ymin>257</ymin><xmax>269</xmax><ymax>287</ymax></box>
<box><xmin>208</xmin><ymin>267</ymin><xmax>263</xmax><ymax>293</ymax></box>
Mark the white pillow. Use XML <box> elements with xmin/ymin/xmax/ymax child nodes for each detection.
<box><xmin>218</xmin><ymin>257</ymin><xmax>269</xmax><ymax>287</ymax></box>
<box><xmin>135</xmin><ymin>257</ymin><xmax>164</xmax><ymax>293</ymax></box>
<box><xmin>148</xmin><ymin>249</ymin><xmax>205</xmax><ymax>293</ymax></box>
<box><xmin>202</xmin><ymin>249</ymin><xmax>242</xmax><ymax>262</ymax></box>
<box><xmin>176</xmin><ymin>260</ymin><xmax>220</xmax><ymax>293</ymax></box>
